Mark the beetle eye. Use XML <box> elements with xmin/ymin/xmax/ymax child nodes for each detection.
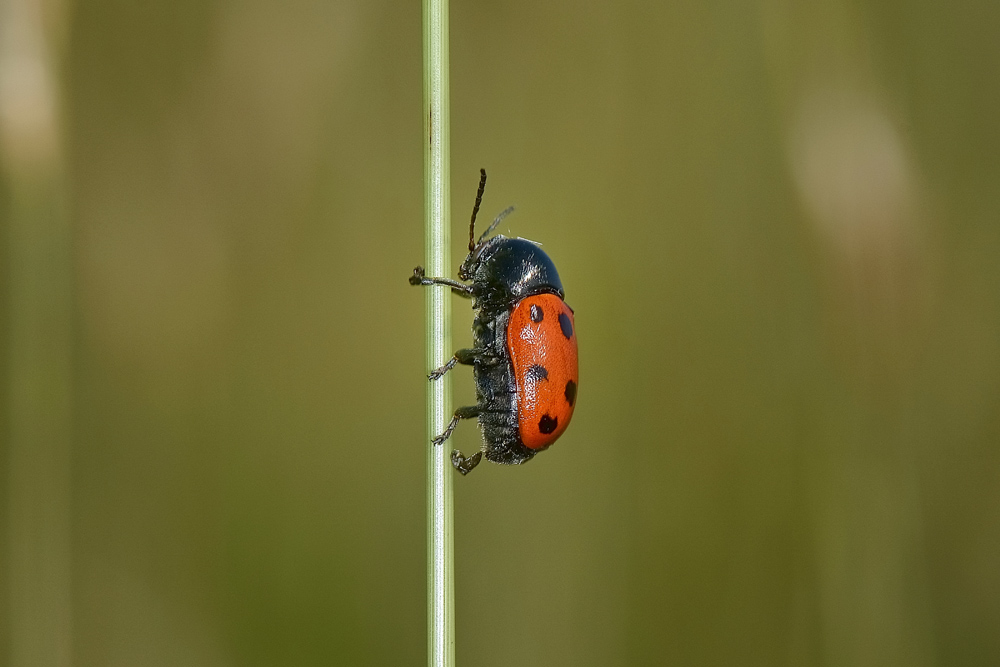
<box><xmin>458</xmin><ymin>256</ymin><xmax>474</xmax><ymax>280</ymax></box>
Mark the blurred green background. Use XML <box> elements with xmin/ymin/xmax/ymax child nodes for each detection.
<box><xmin>2</xmin><ymin>0</ymin><xmax>999</xmax><ymax>665</ymax></box>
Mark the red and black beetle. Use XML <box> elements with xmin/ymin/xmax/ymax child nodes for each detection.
<box><xmin>410</xmin><ymin>169</ymin><xmax>578</xmax><ymax>474</ymax></box>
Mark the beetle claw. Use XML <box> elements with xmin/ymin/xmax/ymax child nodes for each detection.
<box><xmin>451</xmin><ymin>450</ymin><xmax>483</xmax><ymax>475</ymax></box>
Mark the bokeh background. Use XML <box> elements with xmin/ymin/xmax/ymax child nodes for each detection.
<box><xmin>3</xmin><ymin>0</ymin><xmax>999</xmax><ymax>665</ymax></box>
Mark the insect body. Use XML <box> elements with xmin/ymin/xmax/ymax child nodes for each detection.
<box><xmin>410</xmin><ymin>169</ymin><xmax>578</xmax><ymax>475</ymax></box>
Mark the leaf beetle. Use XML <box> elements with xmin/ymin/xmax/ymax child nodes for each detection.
<box><xmin>410</xmin><ymin>169</ymin><xmax>578</xmax><ymax>474</ymax></box>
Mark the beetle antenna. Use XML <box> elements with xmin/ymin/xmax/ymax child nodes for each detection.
<box><xmin>469</xmin><ymin>168</ymin><xmax>487</xmax><ymax>252</ymax></box>
<box><xmin>478</xmin><ymin>205</ymin><xmax>515</xmax><ymax>244</ymax></box>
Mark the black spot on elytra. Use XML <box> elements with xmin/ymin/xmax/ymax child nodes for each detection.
<box><xmin>530</xmin><ymin>304</ymin><xmax>544</xmax><ymax>322</ymax></box>
<box><xmin>526</xmin><ymin>364</ymin><xmax>548</xmax><ymax>383</ymax></box>
<box><xmin>538</xmin><ymin>414</ymin><xmax>558</xmax><ymax>434</ymax></box>
<box><xmin>565</xmin><ymin>380</ymin><xmax>577</xmax><ymax>406</ymax></box>
<box><xmin>559</xmin><ymin>312</ymin><xmax>573</xmax><ymax>339</ymax></box>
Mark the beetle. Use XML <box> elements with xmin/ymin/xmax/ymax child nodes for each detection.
<box><xmin>410</xmin><ymin>169</ymin><xmax>578</xmax><ymax>474</ymax></box>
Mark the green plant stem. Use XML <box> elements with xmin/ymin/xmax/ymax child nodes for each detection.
<box><xmin>422</xmin><ymin>0</ymin><xmax>453</xmax><ymax>665</ymax></box>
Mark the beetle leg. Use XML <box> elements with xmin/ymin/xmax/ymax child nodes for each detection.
<box><xmin>428</xmin><ymin>357</ymin><xmax>460</xmax><ymax>380</ymax></box>
<box><xmin>451</xmin><ymin>450</ymin><xmax>483</xmax><ymax>475</ymax></box>
<box><xmin>431</xmin><ymin>405</ymin><xmax>480</xmax><ymax>447</ymax></box>
<box><xmin>409</xmin><ymin>266</ymin><xmax>473</xmax><ymax>296</ymax></box>
<box><xmin>428</xmin><ymin>348</ymin><xmax>486</xmax><ymax>380</ymax></box>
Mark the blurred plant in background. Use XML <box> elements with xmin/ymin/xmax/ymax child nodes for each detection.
<box><xmin>2</xmin><ymin>0</ymin><xmax>998</xmax><ymax>665</ymax></box>
<box><xmin>2</xmin><ymin>0</ymin><xmax>72</xmax><ymax>664</ymax></box>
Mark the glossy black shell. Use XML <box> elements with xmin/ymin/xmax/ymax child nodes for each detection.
<box><xmin>466</xmin><ymin>237</ymin><xmax>564</xmax><ymax>316</ymax></box>
<box><xmin>467</xmin><ymin>236</ymin><xmax>566</xmax><ymax>465</ymax></box>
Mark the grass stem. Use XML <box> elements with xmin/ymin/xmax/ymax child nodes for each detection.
<box><xmin>422</xmin><ymin>0</ymin><xmax>453</xmax><ymax>665</ymax></box>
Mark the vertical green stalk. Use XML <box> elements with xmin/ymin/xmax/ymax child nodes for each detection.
<box><xmin>422</xmin><ymin>0</ymin><xmax>453</xmax><ymax>665</ymax></box>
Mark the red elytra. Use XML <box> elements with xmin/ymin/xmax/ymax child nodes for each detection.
<box><xmin>507</xmin><ymin>293</ymin><xmax>579</xmax><ymax>449</ymax></box>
